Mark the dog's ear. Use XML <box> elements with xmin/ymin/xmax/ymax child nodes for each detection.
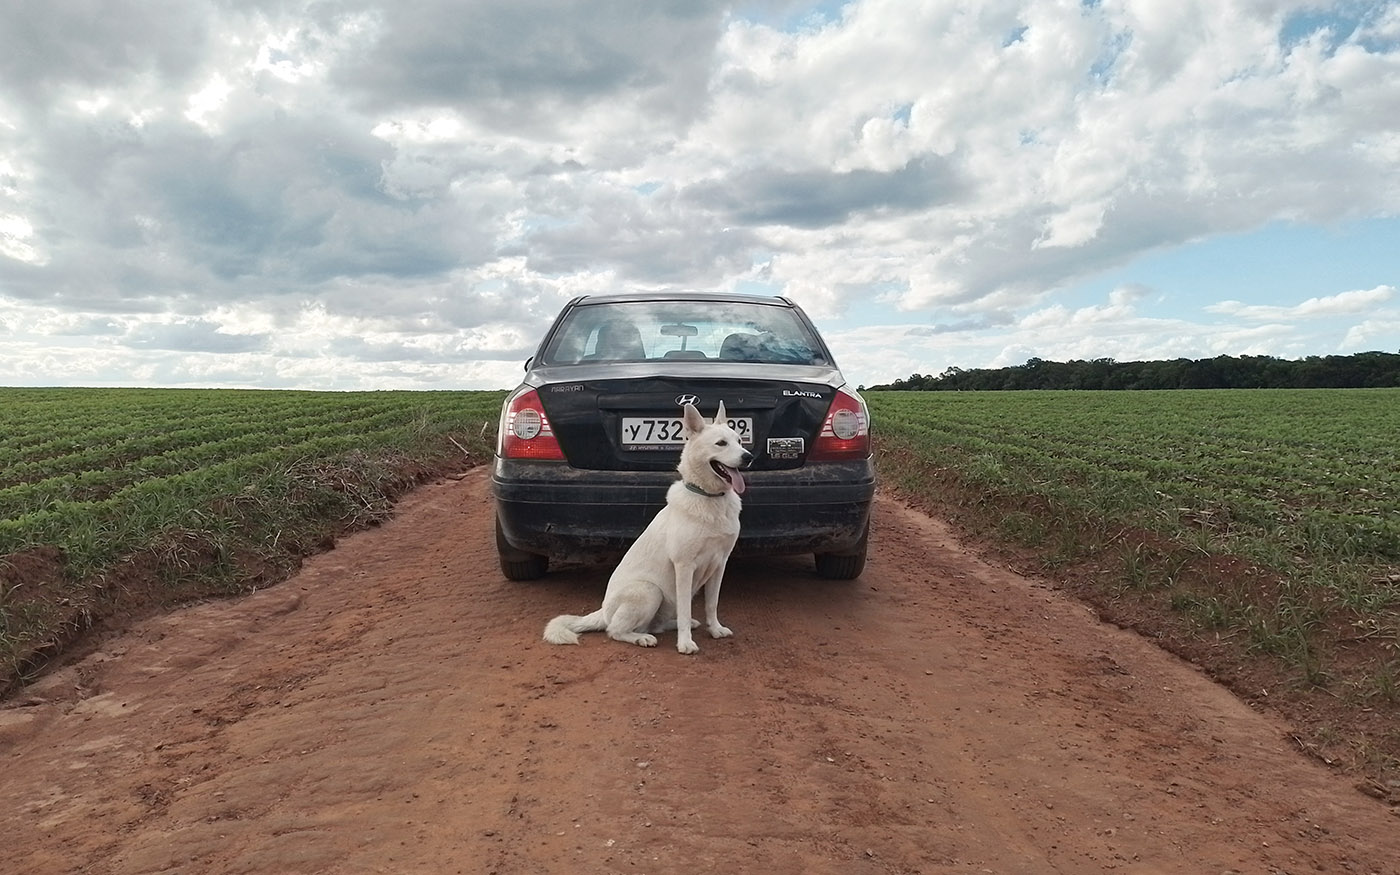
<box><xmin>681</xmin><ymin>402</ymin><xmax>706</xmax><ymax>435</ymax></box>
<box><xmin>714</xmin><ymin>400</ymin><xmax>727</xmax><ymax>424</ymax></box>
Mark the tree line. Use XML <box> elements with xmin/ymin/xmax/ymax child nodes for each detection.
<box><xmin>867</xmin><ymin>351</ymin><xmax>1400</xmax><ymax>391</ymax></box>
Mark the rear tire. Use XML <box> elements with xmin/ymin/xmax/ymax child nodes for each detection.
<box><xmin>496</xmin><ymin>516</ymin><xmax>549</xmax><ymax>581</ymax></box>
<box><xmin>814</xmin><ymin>522</ymin><xmax>869</xmax><ymax>580</ymax></box>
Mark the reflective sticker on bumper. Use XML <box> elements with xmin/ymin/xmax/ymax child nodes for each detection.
<box><xmin>767</xmin><ymin>437</ymin><xmax>804</xmax><ymax>460</ymax></box>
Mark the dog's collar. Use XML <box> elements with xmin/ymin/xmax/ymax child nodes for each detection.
<box><xmin>684</xmin><ymin>481</ymin><xmax>726</xmax><ymax>497</ymax></box>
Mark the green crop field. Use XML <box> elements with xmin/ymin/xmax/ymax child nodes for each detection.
<box><xmin>869</xmin><ymin>389</ymin><xmax>1400</xmax><ymax>570</ymax></box>
<box><xmin>0</xmin><ymin>387</ymin><xmax>505</xmax><ymax>689</ymax></box>
<box><xmin>868</xmin><ymin>388</ymin><xmax>1400</xmax><ymax>778</ymax></box>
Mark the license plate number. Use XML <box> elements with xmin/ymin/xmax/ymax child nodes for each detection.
<box><xmin>621</xmin><ymin>416</ymin><xmax>754</xmax><ymax>450</ymax></box>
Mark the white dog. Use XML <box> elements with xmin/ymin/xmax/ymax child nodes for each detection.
<box><xmin>544</xmin><ymin>401</ymin><xmax>753</xmax><ymax>654</ymax></box>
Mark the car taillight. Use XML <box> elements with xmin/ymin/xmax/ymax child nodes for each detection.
<box><xmin>807</xmin><ymin>388</ymin><xmax>870</xmax><ymax>461</ymax></box>
<box><xmin>499</xmin><ymin>389</ymin><xmax>566</xmax><ymax>460</ymax></box>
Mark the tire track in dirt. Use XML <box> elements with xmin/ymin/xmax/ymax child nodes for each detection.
<box><xmin>2</xmin><ymin>468</ymin><xmax>1398</xmax><ymax>874</ymax></box>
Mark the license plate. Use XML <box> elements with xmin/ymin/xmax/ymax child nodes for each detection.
<box><xmin>621</xmin><ymin>416</ymin><xmax>754</xmax><ymax>450</ymax></box>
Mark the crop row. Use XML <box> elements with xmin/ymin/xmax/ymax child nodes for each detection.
<box><xmin>1</xmin><ymin>390</ymin><xmax>445</xmax><ymax>460</ymax></box>
<box><xmin>867</xmin><ymin>388</ymin><xmax>1400</xmax><ymax>570</ymax></box>
<box><xmin>0</xmin><ymin>407</ymin><xmax>452</xmax><ymax>513</ymax></box>
<box><xmin>0</xmin><ymin>388</ymin><xmax>506</xmax><ymax>575</ymax></box>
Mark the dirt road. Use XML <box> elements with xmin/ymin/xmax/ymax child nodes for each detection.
<box><xmin>3</xmin><ymin>468</ymin><xmax>1398</xmax><ymax>874</ymax></box>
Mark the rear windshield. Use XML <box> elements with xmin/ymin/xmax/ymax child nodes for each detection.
<box><xmin>539</xmin><ymin>299</ymin><xmax>829</xmax><ymax>366</ymax></box>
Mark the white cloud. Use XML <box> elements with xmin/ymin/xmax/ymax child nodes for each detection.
<box><xmin>1034</xmin><ymin>201</ymin><xmax>1108</xmax><ymax>250</ymax></box>
<box><xmin>0</xmin><ymin>212</ymin><xmax>45</xmax><ymax>264</ymax></box>
<box><xmin>184</xmin><ymin>74</ymin><xmax>233</xmax><ymax>129</ymax></box>
<box><xmin>1207</xmin><ymin>285</ymin><xmax>1396</xmax><ymax>320</ymax></box>
<box><xmin>1343</xmin><ymin>317</ymin><xmax>1400</xmax><ymax>348</ymax></box>
<box><xmin>1</xmin><ymin>0</ymin><xmax>1398</xmax><ymax>389</ymax></box>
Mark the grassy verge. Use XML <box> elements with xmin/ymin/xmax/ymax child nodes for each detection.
<box><xmin>868</xmin><ymin>390</ymin><xmax>1400</xmax><ymax>796</ymax></box>
<box><xmin>0</xmin><ymin>389</ymin><xmax>505</xmax><ymax>695</ymax></box>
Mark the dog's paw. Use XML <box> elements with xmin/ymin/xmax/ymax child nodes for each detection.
<box><xmin>708</xmin><ymin>624</ymin><xmax>733</xmax><ymax>639</ymax></box>
<box><xmin>676</xmin><ymin>638</ymin><xmax>700</xmax><ymax>655</ymax></box>
<box><xmin>635</xmin><ymin>634</ymin><xmax>658</xmax><ymax>648</ymax></box>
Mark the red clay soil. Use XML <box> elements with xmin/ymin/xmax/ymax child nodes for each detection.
<box><xmin>2</xmin><ymin>469</ymin><xmax>1398</xmax><ymax>874</ymax></box>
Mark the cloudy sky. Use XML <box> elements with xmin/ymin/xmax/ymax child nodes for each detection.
<box><xmin>2</xmin><ymin>0</ymin><xmax>1397</xmax><ymax>391</ymax></box>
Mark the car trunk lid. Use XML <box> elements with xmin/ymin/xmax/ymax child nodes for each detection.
<box><xmin>533</xmin><ymin>368</ymin><xmax>843</xmax><ymax>471</ymax></box>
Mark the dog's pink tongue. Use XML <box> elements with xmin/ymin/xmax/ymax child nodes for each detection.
<box><xmin>728</xmin><ymin>466</ymin><xmax>745</xmax><ymax>495</ymax></box>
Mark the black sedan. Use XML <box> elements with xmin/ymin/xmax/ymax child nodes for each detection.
<box><xmin>492</xmin><ymin>292</ymin><xmax>874</xmax><ymax>580</ymax></box>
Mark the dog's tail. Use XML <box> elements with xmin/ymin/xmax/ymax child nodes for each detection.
<box><xmin>543</xmin><ymin>609</ymin><xmax>607</xmax><ymax>645</ymax></box>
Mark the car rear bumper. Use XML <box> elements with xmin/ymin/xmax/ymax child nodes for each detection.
<box><xmin>492</xmin><ymin>457</ymin><xmax>874</xmax><ymax>561</ymax></box>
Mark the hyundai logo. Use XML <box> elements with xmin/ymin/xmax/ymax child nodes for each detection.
<box><xmin>675</xmin><ymin>394</ymin><xmax>699</xmax><ymax>407</ymax></box>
